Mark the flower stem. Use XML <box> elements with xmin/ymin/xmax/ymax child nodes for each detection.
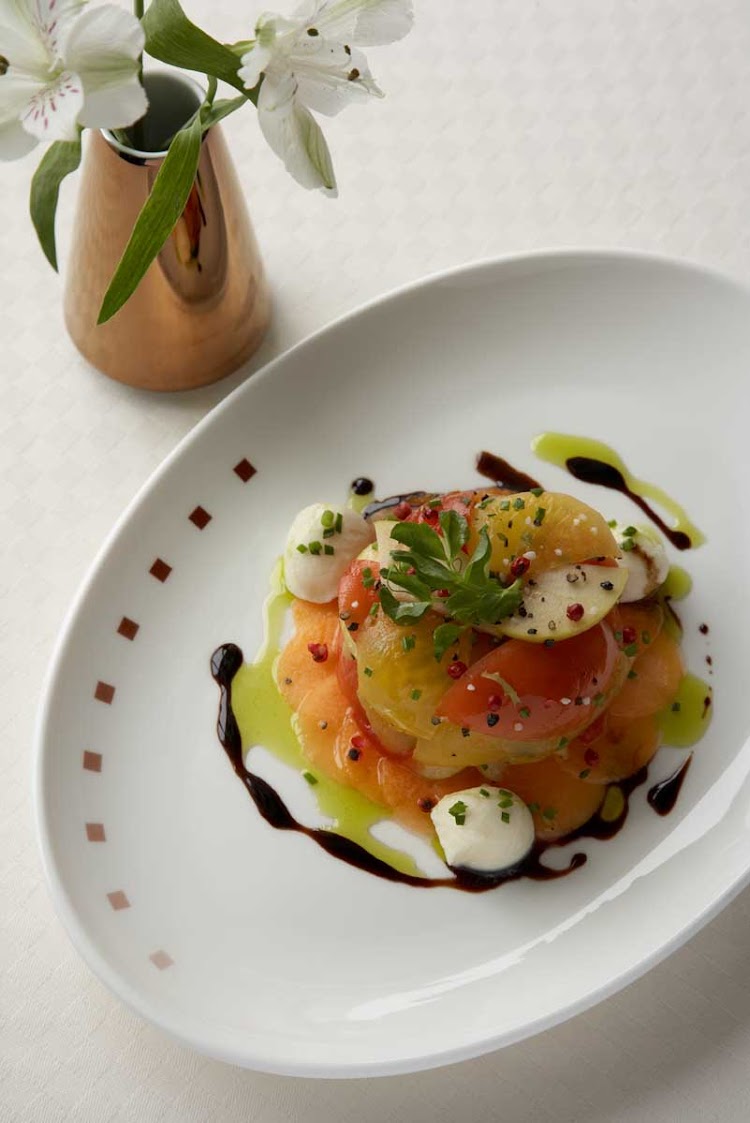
<box><xmin>132</xmin><ymin>0</ymin><xmax>146</xmax><ymax>150</ymax></box>
<box><xmin>206</xmin><ymin>75</ymin><xmax>218</xmax><ymax>108</ymax></box>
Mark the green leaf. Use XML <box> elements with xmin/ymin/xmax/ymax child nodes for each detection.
<box><xmin>433</xmin><ymin>623</ymin><xmax>463</xmax><ymax>662</ymax></box>
<box><xmin>390</xmin><ymin>520</ymin><xmax>446</xmax><ymax>560</ymax></box>
<box><xmin>439</xmin><ymin>510</ymin><xmax>469</xmax><ymax>558</ymax></box>
<box><xmin>29</xmin><ymin>137</ymin><xmax>82</xmax><ymax>271</ymax></box>
<box><xmin>142</xmin><ymin>0</ymin><xmax>254</xmax><ymax>99</ymax></box>
<box><xmin>379</xmin><ymin>587</ymin><xmax>432</xmax><ymax>625</ymax></box>
<box><xmin>463</xmin><ymin>527</ymin><xmax>493</xmax><ymax>585</ymax></box>
<box><xmin>380</xmin><ymin>567</ymin><xmax>433</xmax><ymax>602</ymax></box>
<box><xmin>445</xmin><ymin>578</ymin><xmax>523</xmax><ymax>627</ymax></box>
<box><xmin>98</xmin><ymin>115</ymin><xmax>202</xmax><ymax>324</ymax></box>
<box><xmin>200</xmin><ymin>95</ymin><xmax>247</xmax><ymax>131</ymax></box>
<box><xmin>390</xmin><ymin>550</ymin><xmax>454</xmax><ymax>589</ymax></box>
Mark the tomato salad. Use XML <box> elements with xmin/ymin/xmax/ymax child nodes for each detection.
<box><xmin>279</xmin><ymin>485</ymin><xmax>684</xmax><ymax>877</ymax></box>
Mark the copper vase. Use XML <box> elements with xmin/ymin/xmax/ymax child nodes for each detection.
<box><xmin>64</xmin><ymin>111</ymin><xmax>270</xmax><ymax>391</ymax></box>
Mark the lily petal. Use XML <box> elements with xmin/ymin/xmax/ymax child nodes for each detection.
<box><xmin>257</xmin><ymin>71</ymin><xmax>336</xmax><ymax>192</ymax></box>
<box><xmin>295</xmin><ymin>0</ymin><xmax>414</xmax><ymax>46</ymax></box>
<box><xmin>20</xmin><ymin>68</ymin><xmax>82</xmax><ymax>142</ymax></box>
<box><xmin>62</xmin><ymin>4</ymin><xmax>145</xmax><ymax>129</ymax></box>
<box><xmin>238</xmin><ymin>43</ymin><xmax>274</xmax><ymax>91</ymax></box>
<box><xmin>0</xmin><ymin>66</ymin><xmax>44</xmax><ymax>124</ymax></box>
<box><xmin>77</xmin><ymin>71</ymin><xmax>147</xmax><ymax>130</ymax></box>
<box><xmin>290</xmin><ymin>39</ymin><xmax>380</xmax><ymax>116</ymax></box>
<box><xmin>0</xmin><ymin>114</ymin><xmax>36</xmax><ymax>159</ymax></box>
<box><xmin>62</xmin><ymin>4</ymin><xmax>145</xmax><ymax>70</ymax></box>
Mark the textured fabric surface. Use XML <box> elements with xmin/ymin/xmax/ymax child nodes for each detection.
<box><xmin>3</xmin><ymin>0</ymin><xmax>750</xmax><ymax>1118</ymax></box>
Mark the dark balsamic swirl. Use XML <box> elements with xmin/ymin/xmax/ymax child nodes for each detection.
<box><xmin>210</xmin><ymin>644</ymin><xmax>660</xmax><ymax>892</ymax></box>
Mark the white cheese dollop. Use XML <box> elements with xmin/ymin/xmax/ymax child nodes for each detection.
<box><xmin>283</xmin><ymin>503</ymin><xmax>375</xmax><ymax>603</ymax></box>
<box><xmin>431</xmin><ymin>786</ymin><xmax>535</xmax><ymax>874</ymax></box>
<box><xmin>613</xmin><ymin>522</ymin><xmax>669</xmax><ymax>603</ymax></box>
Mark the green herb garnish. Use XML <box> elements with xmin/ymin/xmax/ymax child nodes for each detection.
<box><xmin>501</xmin><ymin>811</ymin><xmax>511</xmax><ymax>824</ymax></box>
<box><xmin>411</xmin><ymin>689</ymin><xmax>422</xmax><ymax>701</ymax></box>
<box><xmin>448</xmin><ymin>800</ymin><xmax>467</xmax><ymax>826</ymax></box>
<box><xmin>379</xmin><ymin>513</ymin><xmax>523</xmax><ymax>656</ymax></box>
<box><xmin>321</xmin><ymin>509</ymin><xmax>335</xmax><ymax>529</ymax></box>
<box><xmin>402</xmin><ymin>634</ymin><xmax>416</xmax><ymax>652</ymax></box>
<box><xmin>296</xmin><ymin>544</ymin><xmax>308</xmax><ymax>553</ymax></box>
<box><xmin>308</xmin><ymin>541</ymin><xmax>322</xmax><ymax>556</ymax></box>
<box><xmin>324</xmin><ymin>544</ymin><xmax>334</xmax><ymax>555</ymax></box>
<box><xmin>302</xmin><ymin>771</ymin><xmax>318</xmax><ymax>785</ymax></box>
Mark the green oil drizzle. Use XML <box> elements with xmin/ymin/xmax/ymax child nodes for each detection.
<box><xmin>662</xmin><ymin>565</ymin><xmax>692</xmax><ymax>601</ymax></box>
<box><xmin>532</xmin><ymin>433</ymin><xmax>706</xmax><ymax>548</ymax></box>
<box><xmin>230</xmin><ymin>562</ymin><xmax>423</xmax><ymax>877</ymax></box>
<box><xmin>659</xmin><ymin>674</ymin><xmax>713</xmax><ymax>748</ymax></box>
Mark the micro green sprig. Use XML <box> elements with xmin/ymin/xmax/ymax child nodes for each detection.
<box><xmin>378</xmin><ymin>509</ymin><xmax>523</xmax><ymax>660</ymax></box>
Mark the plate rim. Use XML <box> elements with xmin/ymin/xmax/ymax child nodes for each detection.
<box><xmin>33</xmin><ymin>246</ymin><xmax>750</xmax><ymax>1078</ymax></box>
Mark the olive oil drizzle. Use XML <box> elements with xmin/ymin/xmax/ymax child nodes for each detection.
<box><xmin>532</xmin><ymin>433</ymin><xmax>705</xmax><ymax>551</ymax></box>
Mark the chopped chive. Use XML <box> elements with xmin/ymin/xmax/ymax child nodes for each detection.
<box><xmin>448</xmin><ymin>800</ymin><xmax>467</xmax><ymax>825</ymax></box>
<box><xmin>641</xmin><ymin>631</ymin><xmax>651</xmax><ymax>645</ymax></box>
<box><xmin>519</xmin><ymin>706</ymin><xmax>531</xmax><ymax>718</ymax></box>
<box><xmin>513</xmin><ymin>497</ymin><xmax>525</xmax><ymax>510</ymax></box>
<box><xmin>671</xmin><ymin>701</ymin><xmax>681</xmax><ymax>712</ymax></box>
<box><xmin>411</xmin><ymin>689</ymin><xmax>422</xmax><ymax>701</ymax></box>
<box><xmin>364</xmin><ymin>667</ymin><xmax>373</xmax><ymax>677</ymax></box>
<box><xmin>627</xmin><ymin>669</ymin><xmax>638</xmax><ymax>680</ymax></box>
<box><xmin>321</xmin><ymin>509</ymin><xmax>335</xmax><ymax>528</ymax></box>
<box><xmin>557</xmin><ymin>736</ymin><xmax>569</xmax><ymax>748</ymax></box>
<box><xmin>528</xmin><ymin>802</ymin><xmax>540</xmax><ymax>813</ymax></box>
<box><xmin>296</xmin><ymin>543</ymin><xmax>308</xmax><ymax>553</ymax></box>
<box><xmin>479</xmin><ymin>788</ymin><xmax>490</xmax><ymax>797</ymax></box>
<box><xmin>501</xmin><ymin>811</ymin><xmax>511</xmax><ymax>824</ymax></box>
<box><xmin>530</xmin><ymin>487</ymin><xmax>543</xmax><ymax>497</ymax></box>
<box><xmin>461</xmin><ymin>727</ymin><xmax>471</xmax><ymax>738</ymax></box>
<box><xmin>499</xmin><ymin>797</ymin><xmax>513</xmax><ymax>809</ymax></box>
<box><xmin>324</xmin><ymin>544</ymin><xmax>335</xmax><ymax>555</ymax></box>
<box><xmin>542</xmin><ymin>807</ymin><xmax>556</xmax><ymax>821</ymax></box>
<box><xmin>579</xmin><ymin>768</ymin><xmax>591</xmax><ymax>779</ymax></box>
<box><xmin>533</xmin><ymin>506</ymin><xmax>546</xmax><ymax>527</ymax></box>
<box><xmin>621</xmin><ymin>538</ymin><xmax>636</xmax><ymax>552</ymax></box>
<box><xmin>623</xmin><ymin>643</ymin><xmax>639</xmax><ymax>658</ymax></box>
<box><xmin>308</xmin><ymin>541</ymin><xmax>322</xmax><ymax>555</ymax></box>
<box><xmin>593</xmin><ymin>692</ymin><xmax>605</xmax><ymax>706</ymax></box>
<box><xmin>607</xmin><ymin>519</ymin><xmax>617</xmax><ymax>527</ymax></box>
<box><xmin>362</xmin><ymin>567</ymin><xmax>374</xmax><ymax>588</ymax></box>
<box><xmin>335</xmin><ymin>512</ymin><xmax>343</xmax><ymax>534</ymax></box>
<box><xmin>402</xmin><ymin>634</ymin><xmax>416</xmax><ymax>652</ymax></box>
<box><xmin>369</xmin><ymin>602</ymin><xmax>379</xmax><ymax>617</ymax></box>
<box><xmin>302</xmin><ymin>771</ymin><xmax>318</xmax><ymax>785</ymax></box>
<box><xmin>323</xmin><ymin>527</ymin><xmax>335</xmax><ymax>539</ymax></box>
<box><xmin>500</xmin><ymin>500</ymin><xmax>510</xmax><ymax>511</ymax></box>
<box><xmin>623</xmin><ymin>526</ymin><xmax>637</xmax><ymax>537</ymax></box>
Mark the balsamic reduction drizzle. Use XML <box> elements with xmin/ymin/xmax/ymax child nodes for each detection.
<box><xmin>475</xmin><ymin>451</ymin><xmax>542</xmax><ymax>492</ymax></box>
<box><xmin>647</xmin><ymin>755</ymin><xmax>693</xmax><ymax>816</ymax></box>
<box><xmin>210</xmin><ymin>644</ymin><xmax>665</xmax><ymax>892</ymax></box>
<box><xmin>563</xmin><ymin>457</ymin><xmax>692</xmax><ymax>550</ymax></box>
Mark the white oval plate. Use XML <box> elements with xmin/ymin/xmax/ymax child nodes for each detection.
<box><xmin>36</xmin><ymin>251</ymin><xmax>750</xmax><ymax>1078</ymax></box>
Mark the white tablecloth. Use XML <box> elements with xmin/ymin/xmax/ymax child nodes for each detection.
<box><xmin>4</xmin><ymin>1</ymin><xmax>750</xmax><ymax>1118</ymax></box>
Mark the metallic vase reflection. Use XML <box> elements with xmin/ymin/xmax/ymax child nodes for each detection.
<box><xmin>64</xmin><ymin>127</ymin><xmax>271</xmax><ymax>391</ymax></box>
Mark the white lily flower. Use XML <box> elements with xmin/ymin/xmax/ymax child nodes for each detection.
<box><xmin>0</xmin><ymin>0</ymin><xmax>147</xmax><ymax>161</ymax></box>
<box><xmin>238</xmin><ymin>0</ymin><xmax>413</xmax><ymax>191</ymax></box>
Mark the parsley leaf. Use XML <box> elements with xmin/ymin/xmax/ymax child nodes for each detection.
<box><xmin>433</xmin><ymin>622</ymin><xmax>464</xmax><ymax>662</ymax></box>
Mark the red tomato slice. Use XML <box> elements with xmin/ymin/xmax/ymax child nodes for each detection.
<box><xmin>437</xmin><ymin>623</ymin><xmax>626</xmax><ymax>743</ymax></box>
<box><xmin>337</xmin><ymin>558</ymin><xmax>381</xmax><ymax>631</ymax></box>
<box><xmin>397</xmin><ymin>488</ymin><xmax>511</xmax><ymax>526</ymax></box>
